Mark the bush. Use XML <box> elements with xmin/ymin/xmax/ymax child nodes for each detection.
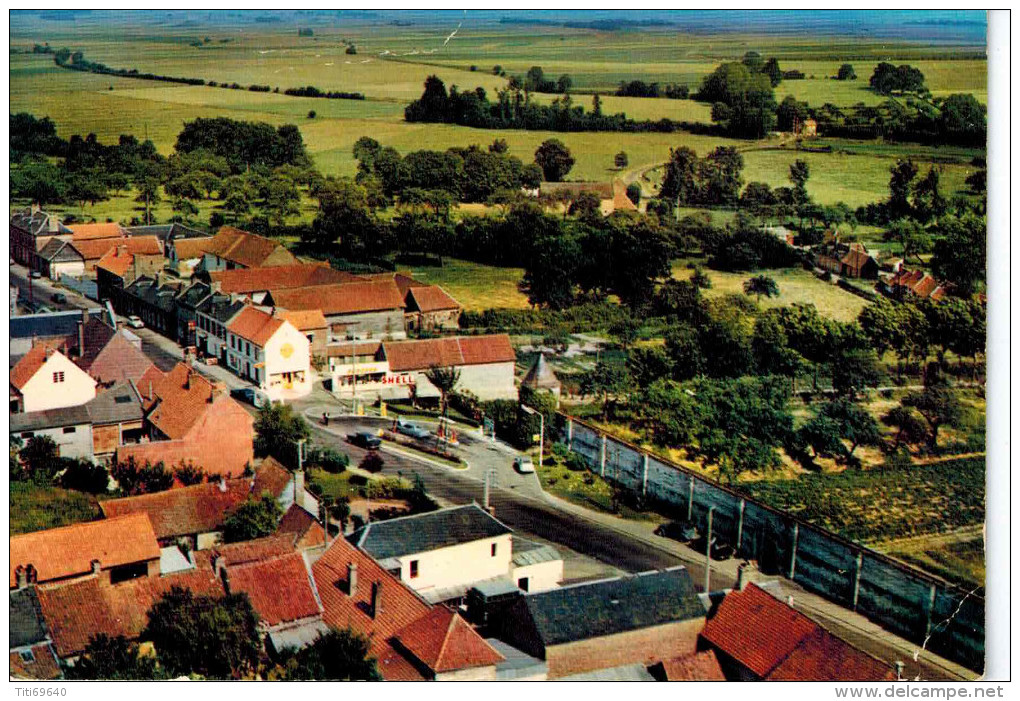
<box><xmin>348</xmin><ymin>474</ymin><xmax>368</xmax><ymax>487</ymax></box>
<box><xmin>552</xmin><ymin>442</ymin><xmax>570</xmax><ymax>458</ymax></box>
<box><xmin>359</xmin><ymin>453</ymin><xmax>384</xmax><ymax>474</ymax></box>
<box><xmin>565</xmin><ymin>451</ymin><xmax>589</xmax><ymax>472</ymax></box>
<box><xmin>59</xmin><ymin>460</ymin><xmax>109</xmax><ymax>493</ymax></box>
<box><xmin>314</xmin><ymin>447</ymin><xmax>349</xmax><ymax>474</ymax></box>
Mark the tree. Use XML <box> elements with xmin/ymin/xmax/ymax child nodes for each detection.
<box><xmin>869</xmin><ymin>62</ymin><xmax>926</xmax><ymax>95</ymax></box>
<box><xmin>659</xmin><ymin>146</ymin><xmax>700</xmax><ymax>206</ymax></box>
<box><xmin>936</xmin><ymin>93</ymin><xmax>986</xmax><ymax>144</ymax></box>
<box><xmin>488</xmin><ymin>138</ymin><xmax>509</xmax><ymax>154</ymax></box>
<box><xmin>614</xmin><ymin>151</ymin><xmax>629</xmax><ymax>169</ymax></box>
<box><xmin>19</xmin><ymin>435</ymin><xmax>60</xmax><ymax>482</ymax></box>
<box><xmin>625</xmin><ymin>182</ymin><xmax>641</xmax><ymax>206</ymax></box>
<box><xmin>638</xmin><ymin>379</ymin><xmax>698</xmax><ymax>446</ymax></box>
<box><xmin>520</xmin><ymin>233</ymin><xmax>580</xmax><ymax>310</ymax></box>
<box><xmin>308</xmin><ymin>177</ymin><xmax>376</xmax><ymax>257</ymax></box>
<box><xmin>888</xmin><ymin>159</ymin><xmax>918</xmax><ymax>218</ymax></box>
<box><xmin>817</xmin><ymin>398</ymin><xmax>882</xmax><ymax>461</ymax></box>
<box><xmin>836</xmin><ymin>63</ymin><xmax>857</xmax><ymax>81</ymax></box>
<box><xmin>788</xmin><ymin>159</ymin><xmax>810</xmax><ymax>205</ymax></box>
<box><xmin>279</xmin><ymin>629</ymin><xmax>381</xmax><ymax>681</ymax></box>
<box><xmin>143</xmin><ymin>587</ymin><xmax>262</xmax><ymax>679</ymax></box>
<box><xmin>424</xmin><ymin>365</ymin><xmax>461</xmax><ymax>418</ymax></box>
<box><xmin>59</xmin><ymin>459</ymin><xmax>110</xmax><ymax>493</ymax></box>
<box><xmin>261</xmin><ymin>175</ymin><xmax>301</xmax><ymax>226</ymax></box>
<box><xmin>776</xmin><ymin>95</ymin><xmax>809</xmax><ymax>132</ymax></box>
<box><xmin>883</xmin><ymin>218</ymin><xmax>932</xmax><ymax>265</ymax></box>
<box><xmin>253</xmin><ymin>402</ymin><xmax>309</xmax><ymax>467</ymax></box>
<box><xmin>11</xmin><ymin>160</ymin><xmax>67</xmax><ymax>206</ymax></box>
<box><xmin>762</xmin><ymin>58</ymin><xmax>782</xmax><ymax>87</ymax></box>
<box><xmin>134</xmin><ymin>170</ymin><xmax>162</xmax><ymax>225</ymax></box>
<box><xmin>799</xmin><ymin>415</ymin><xmax>847</xmax><ymax>461</ymax></box>
<box><xmin>534</xmin><ymin>139</ymin><xmax>575</xmax><ymax>181</ymax></box>
<box><xmin>222</xmin><ymin>494</ymin><xmax>284</xmax><ymax>543</ymax></box>
<box><xmin>568</xmin><ymin>190</ymin><xmax>602</xmax><ymax>222</ymax></box>
<box><xmin>580</xmin><ymin>360</ymin><xmax>631</xmax><ymax>421</ymax></box>
<box><xmin>743</xmin><ymin>274</ymin><xmax>779</xmax><ymax>302</ymax></box>
<box><xmin>882</xmin><ymin>405</ymin><xmax>928</xmax><ymax>450</ymax></box>
<box><xmin>359</xmin><ymin>452</ymin><xmax>385</xmax><ymax>473</ymax></box>
<box><xmin>64</xmin><ymin>634</ymin><xmax>163</xmax><ymax>680</ymax></box>
<box><xmin>930</xmin><ymin>214</ymin><xmax>986</xmax><ymax>296</ymax></box>
<box><xmin>901</xmin><ymin>381</ymin><xmax>962</xmax><ymax>450</ymax></box>
<box><xmin>911</xmin><ymin>166</ymin><xmax>947</xmax><ymax>222</ymax></box>
<box><xmin>831</xmin><ymin>349</ymin><xmax>883</xmax><ymax>399</ymax></box>
<box><xmin>741</xmin><ymin>51</ymin><xmax>764</xmax><ymax>73</ymax></box>
<box><xmin>170</xmin><ymin>197</ymin><xmax>199</xmax><ymax>223</ymax></box>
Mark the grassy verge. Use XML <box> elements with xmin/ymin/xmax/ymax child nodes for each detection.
<box><xmin>537</xmin><ymin>453</ymin><xmax>661</xmax><ymax>522</ymax></box>
<box><xmin>883</xmin><ymin>536</ymin><xmax>985</xmax><ymax>590</ymax></box>
<box><xmin>11</xmin><ymin>481</ymin><xmax>102</xmax><ymax>535</ymax></box>
<box><xmin>380</xmin><ymin>435</ymin><xmax>467</xmax><ymax>469</ymax></box>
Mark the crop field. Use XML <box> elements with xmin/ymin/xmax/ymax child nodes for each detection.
<box><xmin>671</xmin><ymin>259</ymin><xmax>869</xmax><ymax>322</ymax></box>
<box><xmin>406</xmin><ymin>258</ymin><xmax>530</xmax><ymax>311</ymax></box>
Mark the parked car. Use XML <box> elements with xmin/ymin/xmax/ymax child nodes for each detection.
<box><xmin>395</xmin><ymin>417</ymin><xmax>431</xmax><ymax>440</ymax></box>
<box><xmin>126</xmin><ymin>315</ymin><xmax>144</xmax><ymax>329</ymax></box>
<box><xmin>691</xmin><ymin>534</ymin><xmax>735</xmax><ymax>561</ymax></box>
<box><xmin>229</xmin><ymin>387</ymin><xmax>270</xmax><ymax>408</ymax></box>
<box><xmin>513</xmin><ymin>456</ymin><xmax>536</xmax><ymax>474</ymax></box>
<box><xmin>51</xmin><ymin>293</ymin><xmax>67</xmax><ymax>304</ymax></box>
<box><xmin>29</xmin><ymin>270</ymin><xmax>42</xmax><ymax>279</ymax></box>
<box><xmin>654</xmin><ymin>520</ymin><xmax>699</xmax><ymax>544</ymax></box>
<box><xmin>348</xmin><ymin>431</ymin><xmax>382</xmax><ymax>450</ymax></box>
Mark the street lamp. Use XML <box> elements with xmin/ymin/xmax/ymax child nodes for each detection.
<box><xmin>520</xmin><ymin>405</ymin><xmax>544</xmax><ymax>470</ymax></box>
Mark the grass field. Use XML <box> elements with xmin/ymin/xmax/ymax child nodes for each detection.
<box><xmin>672</xmin><ymin>259</ymin><xmax>869</xmax><ymax>322</ymax></box>
<box><xmin>10</xmin><ymin>482</ymin><xmax>102</xmax><ymax>535</ymax></box>
<box><xmin>406</xmin><ymin>258</ymin><xmax>530</xmax><ymax>310</ymax></box>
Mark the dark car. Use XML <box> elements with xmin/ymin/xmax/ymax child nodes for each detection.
<box><xmin>229</xmin><ymin>387</ymin><xmax>270</xmax><ymax>408</ymax></box>
<box><xmin>654</xmin><ymin>520</ymin><xmax>699</xmax><ymax>544</ymax></box>
<box><xmin>51</xmin><ymin>293</ymin><xmax>67</xmax><ymax>304</ymax></box>
<box><xmin>691</xmin><ymin>534</ymin><xmax>735</xmax><ymax>561</ymax></box>
<box><xmin>348</xmin><ymin>431</ymin><xmax>382</xmax><ymax>450</ymax></box>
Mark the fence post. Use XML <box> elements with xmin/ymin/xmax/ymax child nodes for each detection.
<box><xmin>924</xmin><ymin>583</ymin><xmax>937</xmax><ymax>639</ymax></box>
<box><xmin>641</xmin><ymin>454</ymin><xmax>649</xmax><ymax>496</ymax></box>
<box><xmin>735</xmin><ymin>499</ymin><xmax>745</xmax><ymax>553</ymax></box>
<box><xmin>789</xmin><ymin>523</ymin><xmax>800</xmax><ymax>580</ymax></box>
<box><xmin>567</xmin><ymin>418</ymin><xmax>573</xmax><ymax>446</ymax></box>
<box><xmin>599</xmin><ymin>435</ymin><xmax>607</xmax><ymax>477</ymax></box>
<box><xmin>852</xmin><ymin>551</ymin><xmax>864</xmax><ymax>611</ymax></box>
<box><xmin>687</xmin><ymin>479</ymin><xmax>694</xmax><ymax>521</ymax></box>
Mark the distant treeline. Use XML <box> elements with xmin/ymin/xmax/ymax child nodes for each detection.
<box><xmin>615</xmin><ymin>80</ymin><xmax>689</xmax><ymax>99</ymax></box>
<box><xmin>46</xmin><ymin>47</ymin><xmax>365</xmax><ymax>100</ymax></box>
<box><xmin>405</xmin><ymin>76</ymin><xmax>715</xmax><ymax>135</ymax></box>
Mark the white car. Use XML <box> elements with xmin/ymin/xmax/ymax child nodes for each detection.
<box><xmin>126</xmin><ymin>315</ymin><xmax>144</xmax><ymax>329</ymax></box>
<box><xmin>513</xmin><ymin>456</ymin><xmax>536</xmax><ymax>474</ymax></box>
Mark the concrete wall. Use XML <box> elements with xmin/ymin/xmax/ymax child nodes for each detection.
<box><xmin>561</xmin><ymin>416</ymin><xmax>985</xmax><ymax>673</ymax></box>
<box><xmin>11</xmin><ymin>423</ymin><xmax>93</xmax><ymax>460</ymax></box>
<box><xmin>327</xmin><ymin>309</ymin><xmax>406</xmax><ymax>341</ymax></box>
<box><xmin>435</xmin><ymin>664</ymin><xmax>499</xmax><ymax>681</ymax></box>
<box><xmin>398</xmin><ymin>534</ymin><xmax>513</xmax><ymax>597</ymax></box>
<box><xmin>545</xmin><ymin>617</ymin><xmax>703</xmax><ymax>679</ymax></box>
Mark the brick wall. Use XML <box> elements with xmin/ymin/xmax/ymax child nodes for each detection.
<box><xmin>545</xmin><ymin>617</ymin><xmax>704</xmax><ymax>679</ymax></box>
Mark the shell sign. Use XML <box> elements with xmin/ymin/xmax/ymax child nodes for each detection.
<box><xmin>280</xmin><ymin>343</ymin><xmax>294</xmax><ymax>359</ymax></box>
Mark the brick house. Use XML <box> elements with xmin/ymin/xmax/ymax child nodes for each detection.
<box><xmin>490</xmin><ymin>567</ymin><xmax>706</xmax><ymax>679</ymax></box>
<box><xmin>9</xmin><ymin>208</ymin><xmax>73</xmax><ymax>269</ymax></box>
<box><xmin>265</xmin><ymin>279</ymin><xmax>407</xmax><ymax>341</ymax></box>
<box><xmin>404</xmin><ymin>286</ymin><xmax>463</xmax><ymax>333</ymax></box>
<box><xmin>200</xmin><ymin>226</ymin><xmax>299</xmax><ymax>272</ymax></box>
<box><xmin>94</xmin><ymin>238</ymin><xmax>165</xmax><ymax>299</ymax></box>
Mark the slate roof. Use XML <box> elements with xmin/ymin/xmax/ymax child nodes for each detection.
<box><xmin>84</xmin><ymin>382</ymin><xmax>144</xmax><ymax>426</ymax></box>
<box><xmin>10</xmin><ymin>209</ymin><xmax>71</xmax><ymax>237</ymax></box>
<box><xmin>227</xmin><ymin>305</ymin><xmax>286</xmax><ymax>346</ymax></box>
<box><xmin>36</xmin><ymin>567</ymin><xmax>224</xmax><ymax>658</ymax></box>
<box><xmin>10</xmin><ymin>587</ymin><xmax>49</xmax><ymax>649</ymax></box>
<box><xmin>37</xmin><ymin>239</ymin><xmax>82</xmax><ymax>263</ymax></box>
<box><xmin>175</xmin><ymin>282</ymin><xmax>213</xmax><ymax>311</ymax></box>
<box><xmin>521</xmin><ymin>353</ymin><xmax>560</xmax><ymax>390</ymax></box>
<box><xmin>352</xmin><ymin>504</ymin><xmax>512</xmax><ymax>560</ymax></box>
<box><xmin>198</xmin><ymin>295</ymin><xmax>246</xmax><ymax>324</ymax></box>
<box><xmin>206</xmin><ymin>226</ymin><xmax>297</xmax><ymax>268</ymax></box>
<box><xmin>523</xmin><ymin>567</ymin><xmax>704</xmax><ymax>646</ymax></box>
<box><xmin>10</xmin><ymin>405</ymin><xmax>92</xmax><ymax>433</ymax></box>
<box><xmin>382</xmin><ymin>335</ymin><xmax>515</xmax><ymax>373</ymax></box>
<box><xmin>207</xmin><ymin>263</ymin><xmax>360</xmax><ymax>295</ymax></box>
<box><xmin>394</xmin><ymin>606</ymin><xmax>504</xmax><ymax>674</ymax></box>
<box><xmin>10</xmin><ymin>309</ymin><xmax>106</xmax><ymax>341</ymax></box>
<box><xmin>700</xmin><ymin>583</ymin><xmax>819</xmax><ymax>678</ymax></box>
<box><xmin>125</xmin><ymin>223</ymin><xmax>209</xmax><ymax>245</ymax></box>
<box><xmin>650</xmin><ymin>650</ymin><xmax>726</xmax><ymax>681</ymax></box>
<box><xmin>10</xmin><ymin>513</ymin><xmax>160</xmax><ymax>588</ymax></box>
<box><xmin>69</xmin><ymin>317</ymin><xmax>116</xmax><ymax>364</ymax></box>
<box><xmin>123</xmin><ymin>277</ymin><xmax>182</xmax><ymax>313</ymax></box>
<box><xmin>79</xmin><ymin>332</ymin><xmax>155</xmax><ymax>386</ymax></box>
<box><xmin>225</xmin><ymin>552</ymin><xmax>321</xmax><ymax>627</ymax></box>
<box><xmin>266</xmin><ymin>280</ymin><xmax>406</xmax><ymax>316</ymax></box>
<box><xmin>766</xmin><ymin>628</ymin><xmax>897</xmax><ymax>682</ymax></box>
<box><xmin>510</xmin><ymin>537</ymin><xmax>561</xmax><ymax>568</ymax></box>
<box><xmin>405</xmin><ymin>286</ymin><xmax>461</xmax><ymax>313</ymax></box>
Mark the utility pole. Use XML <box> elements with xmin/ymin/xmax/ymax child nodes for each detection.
<box><xmin>704</xmin><ymin>506</ymin><xmax>715</xmax><ymax>593</ymax></box>
<box><xmin>520</xmin><ymin>405</ymin><xmax>544</xmax><ymax>470</ymax></box>
<box><xmin>483</xmin><ymin>468</ymin><xmax>497</xmax><ymax>510</ymax></box>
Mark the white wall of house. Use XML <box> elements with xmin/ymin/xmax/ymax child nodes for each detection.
<box><xmin>20</xmin><ymin>352</ymin><xmax>97</xmax><ymax>413</ymax></box>
<box><xmin>48</xmin><ymin>260</ymin><xmax>85</xmax><ymax>279</ymax></box>
<box><xmin>226</xmin><ymin>319</ymin><xmax>311</xmax><ymax>400</ymax></box>
<box><xmin>415</xmin><ymin>362</ymin><xmax>517</xmax><ymax>401</ymax></box>
<box><xmin>330</xmin><ymin>361</ymin><xmax>517</xmax><ymax>403</ymax></box>
<box><xmin>397</xmin><ymin>533</ymin><xmax>513</xmax><ymax>597</ymax></box>
<box><xmin>511</xmin><ymin>559</ymin><xmax>563</xmax><ymax>594</ymax></box>
<box><xmin>11</xmin><ymin>423</ymin><xmax>94</xmax><ymax>460</ymax></box>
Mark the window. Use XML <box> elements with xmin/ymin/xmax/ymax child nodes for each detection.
<box><xmin>19</xmin><ymin>650</ymin><xmax>35</xmax><ymax>663</ymax></box>
<box><xmin>246</xmin><ymin>341</ymin><xmax>251</xmax><ymax>356</ymax></box>
<box><xmin>491</xmin><ymin>543</ymin><xmax>498</xmax><ymax>557</ymax></box>
<box><xmin>517</xmin><ymin>577</ymin><xmax>530</xmax><ymax>592</ymax></box>
<box><xmin>62</xmin><ymin>426</ymin><xmax>76</xmax><ymax>434</ymax></box>
<box><xmin>52</xmin><ymin>371</ymin><xmax>65</xmax><ymax>383</ymax></box>
<box><xmin>409</xmin><ymin>560</ymin><xmax>419</xmax><ymax>579</ymax></box>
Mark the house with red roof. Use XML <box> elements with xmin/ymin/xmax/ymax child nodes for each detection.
<box><xmin>699</xmin><ymin>583</ymin><xmax>896</xmax><ymax>681</ymax></box>
<box><xmin>94</xmin><ymin>238</ymin><xmax>165</xmax><ymax>301</ymax></box>
<box><xmin>886</xmin><ymin>268</ymin><xmax>947</xmax><ymax>302</ymax></box>
<box><xmin>10</xmin><ymin>344</ymin><xmax>97</xmax><ymax>414</ymax></box>
<box><xmin>201</xmin><ymin>226</ymin><xmax>299</xmax><ymax>272</ymax></box>
<box><xmin>265</xmin><ymin>279</ymin><xmax>407</xmax><ymax>342</ymax></box>
<box><xmin>116</xmin><ymin>363</ymin><xmax>254</xmax><ymax>478</ymax></box>
<box><xmin>404</xmin><ymin>285</ymin><xmax>463</xmax><ymax>333</ymax></box>
<box><xmin>205</xmin><ymin>262</ymin><xmax>361</xmax><ymax>301</ymax></box>
<box><xmin>226</xmin><ymin>305</ymin><xmax>312</xmax><ymax>400</ymax></box>
<box><xmin>648</xmin><ymin>650</ymin><xmax>726</xmax><ymax>681</ymax></box>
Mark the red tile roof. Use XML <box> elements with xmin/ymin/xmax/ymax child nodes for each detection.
<box><xmin>767</xmin><ymin>629</ymin><xmax>897</xmax><ymax>682</ymax></box>
<box><xmin>10</xmin><ymin>513</ymin><xmax>160</xmax><ymax>588</ymax></box>
<box><xmin>37</xmin><ymin>567</ymin><xmax>225</xmax><ymax>658</ymax></box>
<box><xmin>81</xmin><ymin>235</ymin><xmax>162</xmax><ymax>265</ymax></box>
<box><xmin>99</xmin><ymin>480</ymin><xmax>255</xmax><ymax>540</ymax></box>
<box><xmin>227</xmin><ymin>305</ymin><xmax>286</xmax><ymax>346</ymax></box>
<box><xmin>95</xmin><ymin>249</ymin><xmax>135</xmax><ymax>277</ymax></box>
<box><xmin>10</xmin><ymin>344</ymin><xmax>50</xmax><ymax>390</ymax></box>
<box><xmin>277</xmin><ymin>309</ymin><xmax>328</xmax><ymax>332</ymax></box>
<box><xmin>362</xmin><ymin>272</ymin><xmax>429</xmax><ymax>297</ymax></box>
<box><xmin>653</xmin><ymin>650</ymin><xmax>726</xmax><ymax>681</ymax></box>
<box><xmin>700</xmin><ymin>584</ymin><xmax>818</xmax><ymax>678</ymax></box>
<box><xmin>141</xmin><ymin>363</ymin><xmax>240</xmax><ymax>440</ymax></box>
<box><xmin>406</xmin><ymin>286</ymin><xmax>462</xmax><ymax>313</ymax></box>
<box><xmin>312</xmin><ymin>536</ymin><xmax>431</xmax><ymax>681</ymax></box>
<box><xmin>268</xmin><ymin>280</ymin><xmax>406</xmax><ymax>316</ymax></box>
<box><xmin>171</xmin><ymin>237</ymin><xmax>214</xmax><ymax>261</ymax></box>
<box><xmin>254</xmin><ymin>457</ymin><xmax>293</xmax><ymax>499</ymax></box>
<box><xmin>612</xmin><ymin>179</ymin><xmax>638</xmax><ymax>211</ymax></box>
<box><xmin>225</xmin><ymin>552</ymin><xmax>320</xmax><ymax>627</ymax></box>
<box><xmin>9</xmin><ymin>644</ymin><xmax>62</xmax><ymax>680</ymax></box>
<box><xmin>207</xmin><ymin>226</ymin><xmax>298</xmax><ymax>268</ymax></box>
<box><xmin>394</xmin><ymin>607</ymin><xmax>503</xmax><ymax>674</ymax></box>
<box><xmin>208</xmin><ymin>263</ymin><xmax>361</xmax><ymax>295</ymax></box>
<box><xmin>198</xmin><ymin>534</ymin><xmax>297</xmax><ymax>568</ymax></box>
<box><xmin>383</xmin><ymin>335</ymin><xmax>515</xmax><ymax>373</ymax></box>
<box><xmin>69</xmin><ymin>222</ymin><xmax>125</xmax><ymax>241</ymax></box>
<box><xmin>840</xmin><ymin>249</ymin><xmax>876</xmax><ymax>273</ymax></box>
<box><xmin>278</xmin><ymin>504</ymin><xmax>327</xmax><ymax>549</ymax></box>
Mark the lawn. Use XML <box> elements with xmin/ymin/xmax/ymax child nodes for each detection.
<box><xmin>406</xmin><ymin>258</ymin><xmax>530</xmax><ymax>310</ymax></box>
<box><xmin>537</xmin><ymin>451</ymin><xmax>661</xmax><ymax>522</ymax></box>
<box><xmin>672</xmin><ymin>260</ymin><xmax>869</xmax><ymax>323</ymax></box>
<box><xmin>10</xmin><ymin>482</ymin><xmax>102</xmax><ymax>535</ymax></box>
<box><xmin>883</xmin><ymin>535</ymin><xmax>985</xmax><ymax>590</ymax></box>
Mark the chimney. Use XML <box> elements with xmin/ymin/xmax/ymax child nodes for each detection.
<box><xmin>347</xmin><ymin>562</ymin><xmax>358</xmax><ymax>596</ymax></box>
<box><xmin>895</xmin><ymin>661</ymin><xmax>904</xmax><ymax>681</ymax></box>
<box><xmin>76</xmin><ymin>321</ymin><xmax>85</xmax><ymax>358</ymax></box>
<box><xmin>787</xmin><ymin>595</ymin><xmax>795</xmax><ymax>607</ymax></box>
<box><xmin>213</xmin><ymin>554</ymin><xmax>225</xmax><ymax>579</ymax></box>
<box><xmin>26</xmin><ymin>565</ymin><xmax>37</xmax><ymax>584</ymax></box>
<box><xmin>47</xmin><ymin>215</ymin><xmax>59</xmax><ymax>233</ymax></box>
<box><xmin>370</xmin><ymin>581</ymin><xmax>382</xmax><ymax>618</ymax></box>
<box><xmin>294</xmin><ymin>469</ymin><xmax>305</xmax><ymax>510</ymax></box>
<box><xmin>91</xmin><ymin>559</ymin><xmax>101</xmax><ymax>576</ymax></box>
<box><xmin>117</xmin><ymin>243</ymin><xmax>127</xmax><ymax>258</ymax></box>
<box><xmin>15</xmin><ymin>566</ymin><xmax>27</xmax><ymax>590</ymax></box>
<box><xmin>735</xmin><ymin>560</ymin><xmax>757</xmax><ymax>591</ymax></box>
<box><xmin>184</xmin><ymin>368</ymin><xmax>192</xmax><ymax>389</ymax></box>
<box><xmin>148</xmin><ymin>380</ymin><xmax>153</xmax><ymax>400</ymax></box>
<box><xmin>218</xmin><ymin>476</ymin><xmax>227</xmax><ymax>493</ymax></box>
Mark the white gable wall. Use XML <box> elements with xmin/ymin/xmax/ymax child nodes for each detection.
<box><xmin>20</xmin><ymin>352</ymin><xmax>97</xmax><ymax>412</ymax></box>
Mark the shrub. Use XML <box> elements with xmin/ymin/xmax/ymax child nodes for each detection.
<box><xmin>552</xmin><ymin>442</ymin><xmax>570</xmax><ymax>458</ymax></box>
<box><xmin>565</xmin><ymin>451</ymin><xmax>589</xmax><ymax>472</ymax></box>
<box><xmin>59</xmin><ymin>460</ymin><xmax>109</xmax><ymax>493</ymax></box>
<box><xmin>348</xmin><ymin>474</ymin><xmax>368</xmax><ymax>487</ymax></box>
<box><xmin>314</xmin><ymin>447</ymin><xmax>349</xmax><ymax>474</ymax></box>
<box><xmin>359</xmin><ymin>453</ymin><xmax>385</xmax><ymax>474</ymax></box>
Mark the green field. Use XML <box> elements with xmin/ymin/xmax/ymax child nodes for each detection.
<box><xmin>10</xmin><ymin>482</ymin><xmax>102</xmax><ymax>535</ymax></box>
<box><xmin>406</xmin><ymin>258</ymin><xmax>530</xmax><ymax>310</ymax></box>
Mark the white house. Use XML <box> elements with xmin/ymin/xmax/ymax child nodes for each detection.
<box><xmin>10</xmin><ymin>405</ymin><xmax>94</xmax><ymax>460</ymax></box>
<box><xmin>10</xmin><ymin>345</ymin><xmax>97</xmax><ymax>414</ymax></box>
<box><xmin>225</xmin><ymin>305</ymin><xmax>311</xmax><ymax>400</ymax></box>
<box><xmin>350</xmin><ymin>504</ymin><xmax>562</xmax><ymax>604</ymax></box>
